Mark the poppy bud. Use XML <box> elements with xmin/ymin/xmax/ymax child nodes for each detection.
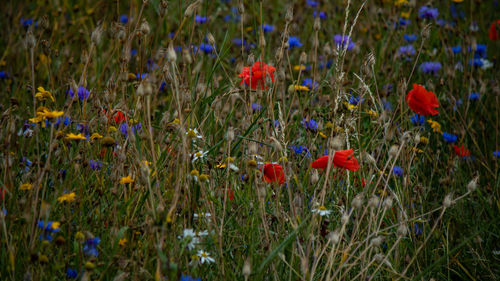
<box><xmin>443</xmin><ymin>193</ymin><xmax>453</xmax><ymax>208</ymax></box>
<box><xmin>352</xmin><ymin>194</ymin><xmax>363</xmax><ymax>209</ymax></box>
<box><xmin>368</xmin><ymin>196</ymin><xmax>379</xmax><ymax>209</ymax></box>
<box><xmin>285</xmin><ymin>6</ymin><xmax>293</xmax><ymax>23</ymax></box>
<box><xmin>388</xmin><ymin>145</ymin><xmax>399</xmax><ymax>158</ymax></box>
<box><xmin>314</xmin><ymin>17</ymin><xmax>321</xmax><ymax>31</ymax></box>
<box><xmin>467</xmin><ymin>177</ymin><xmax>478</xmax><ymax>193</ymax></box>
<box><xmin>167</xmin><ymin>44</ymin><xmax>177</xmax><ymax>62</ymax></box>
<box><xmin>397</xmin><ymin>223</ymin><xmax>408</xmax><ymax>237</ymax></box>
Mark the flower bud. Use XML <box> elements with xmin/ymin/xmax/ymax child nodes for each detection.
<box><xmin>285</xmin><ymin>6</ymin><xmax>293</xmax><ymax>23</ymax></box>
<box><xmin>388</xmin><ymin>145</ymin><xmax>399</xmax><ymax>158</ymax></box>
<box><xmin>443</xmin><ymin>193</ymin><xmax>453</xmax><ymax>208</ymax></box>
<box><xmin>313</xmin><ymin>17</ymin><xmax>321</xmax><ymax>31</ymax></box>
<box><xmin>167</xmin><ymin>44</ymin><xmax>177</xmax><ymax>62</ymax></box>
<box><xmin>397</xmin><ymin>223</ymin><xmax>408</xmax><ymax>237</ymax></box>
<box><xmin>467</xmin><ymin>176</ymin><xmax>478</xmax><ymax>193</ymax></box>
<box><xmin>352</xmin><ymin>194</ymin><xmax>363</xmax><ymax>209</ymax></box>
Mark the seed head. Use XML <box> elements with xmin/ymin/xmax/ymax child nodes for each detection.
<box><xmin>467</xmin><ymin>176</ymin><xmax>478</xmax><ymax>193</ymax></box>
<box><xmin>443</xmin><ymin>193</ymin><xmax>453</xmax><ymax>208</ymax></box>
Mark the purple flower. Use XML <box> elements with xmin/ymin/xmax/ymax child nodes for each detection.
<box><xmin>348</xmin><ymin>96</ymin><xmax>363</xmax><ymax>105</ymax></box>
<box><xmin>313</xmin><ymin>11</ymin><xmax>327</xmax><ymax>19</ymax></box>
<box><xmin>90</xmin><ymin>160</ymin><xmax>103</xmax><ymax>171</ymax></box>
<box><xmin>333</xmin><ymin>34</ymin><xmax>355</xmax><ymax>51</ymax></box>
<box><xmin>302</xmin><ymin>119</ymin><xmax>319</xmax><ymax>132</ymax></box>
<box><xmin>398</xmin><ymin>45</ymin><xmax>416</xmax><ymax>60</ymax></box>
<box><xmin>120</xmin><ymin>123</ymin><xmax>142</xmax><ymax>137</ymax></box>
<box><xmin>68</xmin><ymin>87</ymin><xmax>90</xmax><ymax>100</ymax></box>
<box><xmin>451</xmin><ymin>45</ymin><xmax>461</xmax><ymax>54</ymax></box>
<box><xmin>419</xmin><ymin>62</ymin><xmax>442</xmax><ymax>75</ymax></box>
<box><xmin>393</xmin><ymin>166</ymin><xmax>403</xmax><ymax>177</ymax></box>
<box><xmin>195</xmin><ymin>15</ymin><xmax>208</xmax><ymax>24</ymax></box>
<box><xmin>442</xmin><ymin>132</ymin><xmax>457</xmax><ymax>144</ymax></box>
<box><xmin>262</xmin><ymin>24</ymin><xmax>274</xmax><ymax>33</ymax></box>
<box><xmin>469</xmin><ymin>92</ymin><xmax>480</xmax><ymax>101</ymax></box>
<box><xmin>83</xmin><ymin>237</ymin><xmax>100</xmax><ymax>257</ymax></box>
<box><xmin>306</xmin><ymin>0</ymin><xmax>319</xmax><ymax>8</ymax></box>
<box><xmin>251</xmin><ymin>103</ymin><xmax>262</xmax><ymax>112</ymax></box>
<box><xmin>410</xmin><ymin>114</ymin><xmax>425</xmax><ymax>126</ymax></box>
<box><xmin>418</xmin><ymin>6</ymin><xmax>438</xmax><ymax>20</ymax></box>
<box><xmin>302</xmin><ymin>78</ymin><xmax>318</xmax><ymax>90</ymax></box>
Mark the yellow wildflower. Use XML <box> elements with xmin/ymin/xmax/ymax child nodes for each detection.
<box><xmin>38</xmin><ymin>109</ymin><xmax>64</xmax><ymax>119</ymax></box>
<box><xmin>119</xmin><ymin>238</ymin><xmax>127</xmax><ymax>247</ymax></box>
<box><xmin>66</xmin><ymin>133</ymin><xmax>87</xmax><ymax>140</ymax></box>
<box><xmin>420</xmin><ymin>136</ymin><xmax>429</xmax><ymax>144</ymax></box>
<box><xmin>120</xmin><ymin>176</ymin><xmax>134</xmax><ymax>184</ymax></box>
<box><xmin>319</xmin><ymin>132</ymin><xmax>327</xmax><ymax>138</ymax></box>
<box><xmin>20</xmin><ymin>183</ymin><xmax>33</xmax><ymax>190</ymax></box>
<box><xmin>108</xmin><ymin>126</ymin><xmax>117</xmax><ymax>133</ymax></box>
<box><xmin>400</xmin><ymin>11</ymin><xmax>410</xmax><ymax>19</ymax></box>
<box><xmin>190</xmin><ymin>169</ymin><xmax>200</xmax><ymax>177</ymax></box>
<box><xmin>35</xmin><ymin>87</ymin><xmax>55</xmax><ymax>102</ymax></box>
<box><xmin>366</xmin><ymin>109</ymin><xmax>378</xmax><ymax>117</ymax></box>
<box><xmin>427</xmin><ymin>119</ymin><xmax>442</xmax><ymax>133</ymax></box>
<box><xmin>215</xmin><ymin>163</ymin><xmax>227</xmax><ymax>169</ymax></box>
<box><xmin>294</xmin><ymin>85</ymin><xmax>310</xmax><ymax>92</ymax></box>
<box><xmin>293</xmin><ymin>65</ymin><xmax>307</xmax><ymax>71</ymax></box>
<box><xmin>51</xmin><ymin>222</ymin><xmax>61</xmax><ymax>230</ymax></box>
<box><xmin>394</xmin><ymin>0</ymin><xmax>409</xmax><ymax>6</ymax></box>
<box><xmin>225</xmin><ymin>157</ymin><xmax>235</xmax><ymax>163</ymax></box>
<box><xmin>452</xmin><ymin>0</ymin><xmax>463</xmax><ymax>2</ymax></box>
<box><xmin>344</xmin><ymin>102</ymin><xmax>358</xmax><ymax>111</ymax></box>
<box><xmin>90</xmin><ymin>133</ymin><xmax>103</xmax><ymax>140</ymax></box>
<box><xmin>411</xmin><ymin>147</ymin><xmax>424</xmax><ymax>153</ymax></box>
<box><xmin>57</xmin><ymin>192</ymin><xmax>76</xmax><ymax>203</ymax></box>
<box><xmin>142</xmin><ymin>160</ymin><xmax>152</xmax><ymax>166</ymax></box>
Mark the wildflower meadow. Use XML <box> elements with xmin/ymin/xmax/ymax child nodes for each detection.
<box><xmin>1</xmin><ymin>0</ymin><xmax>500</xmax><ymax>280</ymax></box>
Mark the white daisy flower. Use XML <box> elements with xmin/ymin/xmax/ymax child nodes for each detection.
<box><xmin>186</xmin><ymin>128</ymin><xmax>203</xmax><ymax>139</ymax></box>
<box><xmin>178</xmin><ymin>228</ymin><xmax>200</xmax><ymax>250</ymax></box>
<box><xmin>192</xmin><ymin>151</ymin><xmax>208</xmax><ymax>162</ymax></box>
<box><xmin>312</xmin><ymin>205</ymin><xmax>332</xmax><ymax>217</ymax></box>
<box><xmin>197</xmin><ymin>250</ymin><xmax>215</xmax><ymax>264</ymax></box>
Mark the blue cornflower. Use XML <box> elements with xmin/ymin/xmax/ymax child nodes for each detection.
<box><xmin>198</xmin><ymin>43</ymin><xmax>215</xmax><ymax>54</ymax></box>
<box><xmin>180</xmin><ymin>274</ymin><xmax>201</xmax><ymax>281</ymax></box>
<box><xmin>224</xmin><ymin>7</ymin><xmax>240</xmax><ymax>22</ymax></box>
<box><xmin>403</xmin><ymin>34</ymin><xmax>418</xmax><ymax>43</ymax></box>
<box><xmin>418</xmin><ymin>6</ymin><xmax>438</xmax><ymax>20</ymax></box>
<box><xmin>90</xmin><ymin>160</ymin><xmax>103</xmax><ymax>171</ymax></box>
<box><xmin>288</xmin><ymin>36</ymin><xmax>303</xmax><ymax>48</ymax></box>
<box><xmin>0</xmin><ymin>71</ymin><xmax>8</xmax><ymax>79</ymax></box>
<box><xmin>398</xmin><ymin>45</ymin><xmax>416</xmax><ymax>60</ymax></box>
<box><xmin>54</xmin><ymin>116</ymin><xmax>71</xmax><ymax>127</ymax></box>
<box><xmin>290</xmin><ymin>145</ymin><xmax>310</xmax><ymax>157</ymax></box>
<box><xmin>251</xmin><ymin>103</ymin><xmax>262</xmax><ymax>112</ymax></box>
<box><xmin>453</xmin><ymin>98</ymin><xmax>463</xmax><ymax>111</ymax></box>
<box><xmin>450</xmin><ymin>3</ymin><xmax>465</xmax><ymax>19</ymax></box>
<box><xmin>302</xmin><ymin>78</ymin><xmax>318</xmax><ymax>90</ymax></box>
<box><xmin>468</xmin><ymin>58</ymin><xmax>483</xmax><ymax>67</ymax></box>
<box><xmin>393</xmin><ymin>166</ymin><xmax>403</xmax><ymax>177</ymax></box>
<box><xmin>301</xmin><ymin>119</ymin><xmax>319</xmax><ymax>132</ymax></box>
<box><xmin>436</xmin><ymin>19</ymin><xmax>447</xmax><ymax>26</ymax></box>
<box><xmin>451</xmin><ymin>45</ymin><xmax>461</xmax><ymax>54</ymax></box>
<box><xmin>319</xmin><ymin>60</ymin><xmax>333</xmax><ymax>69</ymax></box>
<box><xmin>348</xmin><ymin>96</ymin><xmax>364</xmax><ymax>105</ymax></box>
<box><xmin>120</xmin><ymin>14</ymin><xmax>128</xmax><ymax>24</ymax></box>
<box><xmin>232</xmin><ymin>38</ymin><xmax>246</xmax><ymax>47</ymax></box>
<box><xmin>66</xmin><ymin>268</ymin><xmax>78</xmax><ymax>279</ymax></box>
<box><xmin>131</xmin><ymin>49</ymin><xmax>138</xmax><ymax>56</ymax></box>
<box><xmin>442</xmin><ymin>132</ymin><xmax>457</xmax><ymax>144</ymax></box>
<box><xmin>274</xmin><ymin>120</ymin><xmax>281</xmax><ymax>129</ymax></box>
<box><xmin>383</xmin><ymin>100</ymin><xmax>393</xmax><ymax>111</ymax></box>
<box><xmin>398</xmin><ymin>18</ymin><xmax>411</xmax><ymax>27</ymax></box>
<box><xmin>313</xmin><ymin>11</ymin><xmax>327</xmax><ymax>19</ymax></box>
<box><xmin>68</xmin><ymin>87</ymin><xmax>90</xmax><ymax>100</ymax></box>
<box><xmin>20</xmin><ymin>18</ymin><xmax>37</xmax><ymax>28</ymax></box>
<box><xmin>37</xmin><ymin>220</ymin><xmax>61</xmax><ymax>241</ymax></box>
<box><xmin>469</xmin><ymin>92</ymin><xmax>480</xmax><ymax>101</ymax></box>
<box><xmin>306</xmin><ymin>0</ymin><xmax>319</xmax><ymax>8</ymax></box>
<box><xmin>410</xmin><ymin>223</ymin><xmax>423</xmax><ymax>236</ymax></box>
<box><xmin>120</xmin><ymin>123</ymin><xmax>142</xmax><ymax>138</ymax></box>
<box><xmin>262</xmin><ymin>24</ymin><xmax>274</xmax><ymax>33</ymax></box>
<box><xmin>410</xmin><ymin>114</ymin><xmax>426</xmax><ymax>126</ymax></box>
<box><xmin>135</xmin><ymin>73</ymin><xmax>148</xmax><ymax>80</ymax></box>
<box><xmin>493</xmin><ymin>151</ymin><xmax>500</xmax><ymax>158</ymax></box>
<box><xmin>333</xmin><ymin>34</ymin><xmax>355</xmax><ymax>50</ymax></box>
<box><xmin>83</xmin><ymin>237</ymin><xmax>100</xmax><ymax>257</ymax></box>
<box><xmin>419</xmin><ymin>62</ymin><xmax>442</xmax><ymax>75</ymax></box>
<box><xmin>195</xmin><ymin>15</ymin><xmax>208</xmax><ymax>24</ymax></box>
<box><xmin>468</xmin><ymin>44</ymin><xmax>487</xmax><ymax>59</ymax></box>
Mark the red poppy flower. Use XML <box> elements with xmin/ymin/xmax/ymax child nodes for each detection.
<box><xmin>239</xmin><ymin>61</ymin><xmax>276</xmax><ymax>90</ymax></box>
<box><xmin>222</xmin><ymin>188</ymin><xmax>235</xmax><ymax>201</ymax></box>
<box><xmin>103</xmin><ymin>109</ymin><xmax>127</xmax><ymax>124</ymax></box>
<box><xmin>489</xmin><ymin>20</ymin><xmax>500</xmax><ymax>41</ymax></box>
<box><xmin>453</xmin><ymin>145</ymin><xmax>470</xmax><ymax>157</ymax></box>
<box><xmin>311</xmin><ymin>149</ymin><xmax>360</xmax><ymax>171</ymax></box>
<box><xmin>262</xmin><ymin>163</ymin><xmax>285</xmax><ymax>185</ymax></box>
<box><xmin>406</xmin><ymin>84</ymin><xmax>439</xmax><ymax>116</ymax></box>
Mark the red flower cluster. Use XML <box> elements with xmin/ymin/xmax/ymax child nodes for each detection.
<box><xmin>103</xmin><ymin>109</ymin><xmax>127</xmax><ymax>124</ymax></box>
<box><xmin>311</xmin><ymin>149</ymin><xmax>360</xmax><ymax>171</ymax></box>
<box><xmin>262</xmin><ymin>163</ymin><xmax>285</xmax><ymax>185</ymax></box>
<box><xmin>239</xmin><ymin>62</ymin><xmax>276</xmax><ymax>90</ymax></box>
<box><xmin>406</xmin><ymin>84</ymin><xmax>439</xmax><ymax>116</ymax></box>
<box><xmin>489</xmin><ymin>19</ymin><xmax>500</xmax><ymax>41</ymax></box>
<box><xmin>453</xmin><ymin>145</ymin><xmax>470</xmax><ymax>157</ymax></box>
